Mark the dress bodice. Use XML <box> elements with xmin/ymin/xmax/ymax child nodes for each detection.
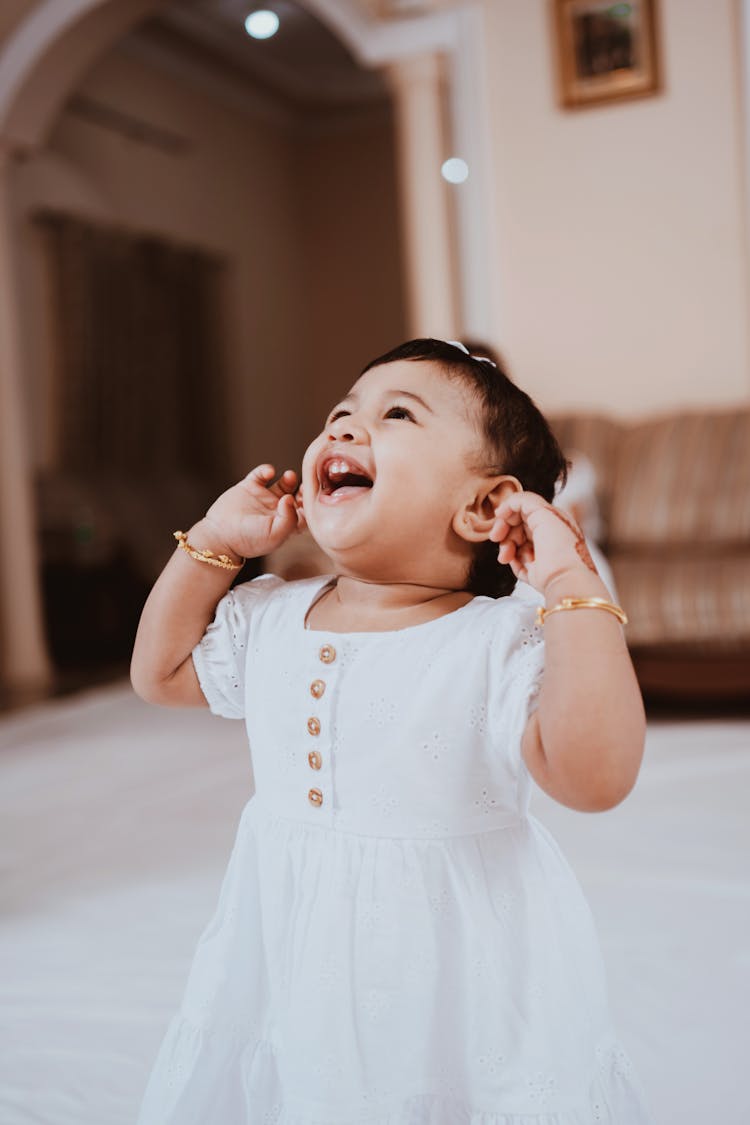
<box><xmin>193</xmin><ymin>575</ymin><xmax>545</xmax><ymax>839</ymax></box>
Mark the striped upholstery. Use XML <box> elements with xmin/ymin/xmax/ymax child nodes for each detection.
<box><xmin>612</xmin><ymin>553</ymin><xmax>750</xmax><ymax>648</ymax></box>
<box><xmin>549</xmin><ymin>409</ymin><xmax>750</xmax><ymax>650</ymax></box>
<box><xmin>609</xmin><ymin>410</ymin><xmax>750</xmax><ymax>547</ymax></box>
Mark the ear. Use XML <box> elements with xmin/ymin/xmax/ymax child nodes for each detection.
<box><xmin>452</xmin><ymin>475</ymin><xmax>522</xmax><ymax>543</ymax></box>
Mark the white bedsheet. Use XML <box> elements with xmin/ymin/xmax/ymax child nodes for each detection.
<box><xmin>0</xmin><ymin>683</ymin><xmax>747</xmax><ymax>1124</ymax></box>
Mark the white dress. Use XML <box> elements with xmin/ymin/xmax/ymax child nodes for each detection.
<box><xmin>137</xmin><ymin>575</ymin><xmax>653</xmax><ymax>1125</ymax></box>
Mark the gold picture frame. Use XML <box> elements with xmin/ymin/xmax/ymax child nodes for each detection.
<box><xmin>553</xmin><ymin>0</ymin><xmax>661</xmax><ymax>109</ymax></box>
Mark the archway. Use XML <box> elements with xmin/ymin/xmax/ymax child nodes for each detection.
<box><xmin>0</xmin><ymin>0</ymin><xmax>494</xmax><ymax>693</ymax></box>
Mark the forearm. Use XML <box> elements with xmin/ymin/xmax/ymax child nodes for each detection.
<box><xmin>130</xmin><ymin>520</ymin><xmax>243</xmax><ymax>705</ymax></box>
<box><xmin>532</xmin><ymin>568</ymin><xmax>646</xmax><ymax>810</ymax></box>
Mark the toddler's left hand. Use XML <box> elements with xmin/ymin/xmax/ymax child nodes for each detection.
<box><xmin>489</xmin><ymin>491</ymin><xmax>599</xmax><ymax>594</ymax></box>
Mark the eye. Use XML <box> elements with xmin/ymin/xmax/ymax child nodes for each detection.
<box><xmin>384</xmin><ymin>404</ymin><xmax>415</xmax><ymax>421</ymax></box>
<box><xmin>327</xmin><ymin>408</ymin><xmax>350</xmax><ymax>425</ymax></box>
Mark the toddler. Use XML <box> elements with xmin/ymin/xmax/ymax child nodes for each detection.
<box><xmin>131</xmin><ymin>338</ymin><xmax>652</xmax><ymax>1123</ymax></box>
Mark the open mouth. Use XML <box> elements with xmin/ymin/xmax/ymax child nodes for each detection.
<box><xmin>318</xmin><ymin>455</ymin><xmax>374</xmax><ymax>500</ymax></box>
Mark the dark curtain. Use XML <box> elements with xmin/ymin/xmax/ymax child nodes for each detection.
<box><xmin>37</xmin><ymin>212</ymin><xmax>229</xmax><ymax>481</ymax></box>
<box><xmin>34</xmin><ymin>213</ymin><xmax>231</xmax><ymax>672</ymax></box>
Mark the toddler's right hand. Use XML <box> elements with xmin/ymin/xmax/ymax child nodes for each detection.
<box><xmin>198</xmin><ymin>464</ymin><xmax>302</xmax><ymax>562</ymax></box>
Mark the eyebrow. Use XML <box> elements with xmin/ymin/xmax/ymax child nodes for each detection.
<box><xmin>337</xmin><ymin>389</ymin><xmax>435</xmax><ymax>414</ymax></box>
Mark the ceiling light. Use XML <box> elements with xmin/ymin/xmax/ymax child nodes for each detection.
<box><xmin>441</xmin><ymin>157</ymin><xmax>469</xmax><ymax>184</ymax></box>
<box><xmin>244</xmin><ymin>10</ymin><xmax>280</xmax><ymax>40</ymax></box>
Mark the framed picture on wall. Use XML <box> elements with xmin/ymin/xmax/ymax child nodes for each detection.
<box><xmin>552</xmin><ymin>0</ymin><xmax>661</xmax><ymax>109</ymax></box>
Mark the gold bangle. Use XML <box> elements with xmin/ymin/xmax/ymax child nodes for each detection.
<box><xmin>173</xmin><ymin>530</ymin><xmax>244</xmax><ymax>571</ymax></box>
<box><xmin>536</xmin><ymin>596</ymin><xmax>628</xmax><ymax>627</ymax></box>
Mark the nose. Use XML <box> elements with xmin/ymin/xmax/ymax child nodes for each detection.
<box><xmin>327</xmin><ymin>413</ymin><xmax>369</xmax><ymax>444</ymax></box>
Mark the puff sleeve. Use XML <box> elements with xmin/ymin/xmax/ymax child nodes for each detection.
<box><xmin>488</xmin><ymin>596</ymin><xmax>546</xmax><ymax>757</ymax></box>
<box><xmin>192</xmin><ymin>575</ymin><xmax>285</xmax><ymax>719</ymax></box>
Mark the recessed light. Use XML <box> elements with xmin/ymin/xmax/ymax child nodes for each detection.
<box><xmin>244</xmin><ymin>10</ymin><xmax>280</xmax><ymax>40</ymax></box>
<box><xmin>441</xmin><ymin>157</ymin><xmax>469</xmax><ymax>184</ymax></box>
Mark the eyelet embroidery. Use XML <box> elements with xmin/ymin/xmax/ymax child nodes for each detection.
<box><xmin>477</xmin><ymin>1048</ymin><xmax>505</xmax><ymax>1076</ymax></box>
<box><xmin>429</xmin><ymin>887</ymin><xmax>452</xmax><ymax>916</ymax></box>
<box><xmin>371</xmin><ymin>784</ymin><xmax>400</xmax><ymax>816</ymax></box>
<box><xmin>315</xmin><ymin>955</ymin><xmax>339</xmax><ymax>992</ymax></box>
<box><xmin>366</xmin><ymin>697</ymin><xmax>398</xmax><ymax>727</ymax></box>
<box><xmin>358</xmin><ymin>1085</ymin><xmax>391</xmax><ymax>1111</ymax></box>
<box><xmin>467</xmin><ymin>704</ymin><xmax>488</xmax><ymax>733</ymax></box>
<box><xmin>360</xmin><ymin>900</ymin><xmax>384</xmax><ymax>928</ymax></box>
<box><xmin>474</xmin><ymin>787</ymin><xmax>499</xmax><ymax>814</ymax></box>
<box><xmin>421</xmin><ymin>731</ymin><xmax>449</xmax><ymax>761</ymax></box>
<box><xmin>415</xmin><ymin>818</ymin><xmax>451</xmax><ymax>837</ymax></box>
<box><xmin>596</xmin><ymin>1041</ymin><xmax>635</xmax><ymax>1080</ymax></box>
<box><xmin>472</xmin><ymin>956</ymin><xmax>489</xmax><ymax>978</ymax></box>
<box><xmin>526</xmin><ymin>1071</ymin><xmax>557</xmax><ymax>1105</ymax></box>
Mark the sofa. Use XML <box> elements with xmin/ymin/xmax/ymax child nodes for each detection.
<box><xmin>33</xmin><ymin>407</ymin><xmax>749</xmax><ymax>704</ymax></box>
<box><xmin>549</xmin><ymin>407</ymin><xmax>750</xmax><ymax>703</ymax></box>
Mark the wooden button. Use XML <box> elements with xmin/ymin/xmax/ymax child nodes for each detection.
<box><xmin>308</xmin><ymin>787</ymin><xmax>323</xmax><ymax>807</ymax></box>
<box><xmin>310</xmin><ymin>679</ymin><xmax>326</xmax><ymax>699</ymax></box>
<box><xmin>308</xmin><ymin>750</ymin><xmax>322</xmax><ymax>770</ymax></box>
<box><xmin>319</xmin><ymin>644</ymin><xmax>336</xmax><ymax>664</ymax></box>
<box><xmin>307</xmin><ymin>716</ymin><xmax>321</xmax><ymax>736</ymax></box>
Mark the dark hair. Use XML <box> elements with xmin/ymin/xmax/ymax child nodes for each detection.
<box><xmin>361</xmin><ymin>338</ymin><xmax>568</xmax><ymax>598</ymax></box>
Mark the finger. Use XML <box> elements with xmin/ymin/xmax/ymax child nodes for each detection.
<box><xmin>510</xmin><ymin>557</ymin><xmax>528</xmax><ymax>581</ymax></box>
<box><xmin>269</xmin><ymin>492</ymin><xmax>298</xmax><ymax>539</ymax></box>
<box><xmin>489</xmin><ymin>517</ymin><xmax>513</xmax><ymax>542</ymax></box>
<box><xmin>267</xmin><ymin>469</ymin><xmax>299</xmax><ymax>498</ymax></box>
<box><xmin>494</xmin><ymin>491</ymin><xmax>549</xmax><ymax>525</ymax></box>
<box><xmin>517</xmin><ymin>543</ymin><xmax>535</xmax><ymax>567</ymax></box>
<box><xmin>489</xmin><ymin>519</ymin><xmax>528</xmax><ymax>547</ymax></box>
<box><xmin>489</xmin><ymin>504</ymin><xmax>531</xmax><ymax>539</ymax></box>
<box><xmin>278</xmin><ymin>469</ymin><xmax>298</xmax><ymax>492</ymax></box>
<box><xmin>245</xmin><ymin>464</ymin><xmax>276</xmax><ymax>487</ymax></box>
<box><xmin>489</xmin><ymin>513</ymin><xmax>519</xmax><ymax>540</ymax></box>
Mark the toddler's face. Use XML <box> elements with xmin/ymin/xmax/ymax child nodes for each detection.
<box><xmin>301</xmin><ymin>360</ymin><xmax>490</xmax><ymax>581</ymax></box>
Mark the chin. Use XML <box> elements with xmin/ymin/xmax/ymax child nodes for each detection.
<box><xmin>305</xmin><ymin>523</ymin><xmax>358</xmax><ymax>561</ymax></box>
<box><xmin>307</xmin><ymin>528</ymin><xmax>383</xmax><ymax>575</ymax></box>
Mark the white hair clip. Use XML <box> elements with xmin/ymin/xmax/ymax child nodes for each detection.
<box><xmin>446</xmin><ymin>339</ymin><xmax>497</xmax><ymax>367</ymax></box>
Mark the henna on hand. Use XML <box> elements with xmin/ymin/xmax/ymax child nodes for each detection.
<box><xmin>545</xmin><ymin>508</ymin><xmax>598</xmax><ymax>575</ymax></box>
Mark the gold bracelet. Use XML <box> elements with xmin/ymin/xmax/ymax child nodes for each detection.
<box><xmin>173</xmin><ymin>530</ymin><xmax>244</xmax><ymax>571</ymax></box>
<box><xmin>536</xmin><ymin>596</ymin><xmax>628</xmax><ymax>627</ymax></box>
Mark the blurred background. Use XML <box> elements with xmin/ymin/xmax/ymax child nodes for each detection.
<box><xmin>0</xmin><ymin>0</ymin><xmax>748</xmax><ymax>709</ymax></box>
<box><xmin>1</xmin><ymin>5</ymin><xmax>749</xmax><ymax>1123</ymax></box>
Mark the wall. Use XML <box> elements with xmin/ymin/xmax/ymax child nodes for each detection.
<box><xmin>296</xmin><ymin>102</ymin><xmax>407</xmax><ymax>446</ymax></box>
<box><xmin>10</xmin><ymin>34</ymin><xmax>405</xmax><ymax>480</ymax></box>
<box><xmin>482</xmin><ymin>0</ymin><xmax>750</xmax><ymax>416</ymax></box>
<box><xmin>12</xmin><ymin>44</ymin><xmax>303</xmax><ymax>476</ymax></box>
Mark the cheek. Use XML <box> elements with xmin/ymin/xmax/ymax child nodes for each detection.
<box><xmin>301</xmin><ymin>438</ymin><xmax>323</xmax><ymax>486</ymax></box>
